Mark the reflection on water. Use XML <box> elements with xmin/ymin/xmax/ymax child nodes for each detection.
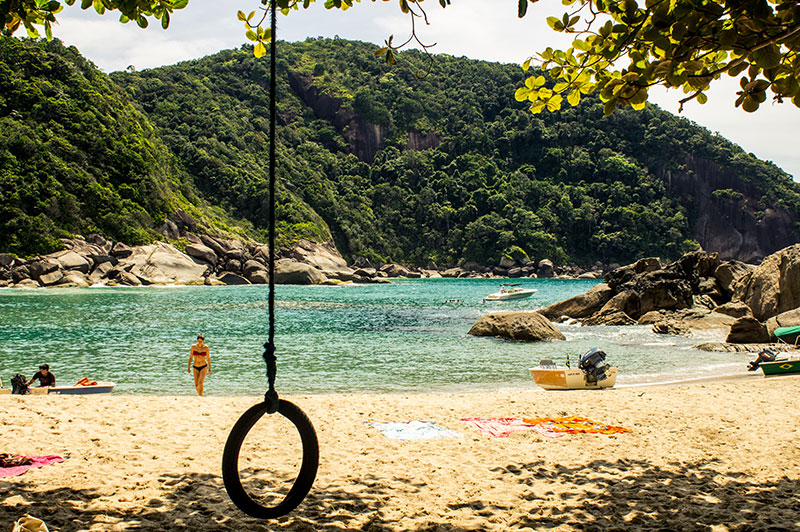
<box><xmin>0</xmin><ymin>279</ymin><xmax>754</xmax><ymax>395</ymax></box>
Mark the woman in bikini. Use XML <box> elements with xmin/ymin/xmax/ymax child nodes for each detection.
<box><xmin>188</xmin><ymin>333</ymin><xmax>211</xmax><ymax>396</ymax></box>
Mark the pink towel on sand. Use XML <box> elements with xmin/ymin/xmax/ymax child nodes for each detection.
<box><xmin>460</xmin><ymin>418</ymin><xmax>567</xmax><ymax>439</ymax></box>
<box><xmin>0</xmin><ymin>455</ymin><xmax>63</xmax><ymax>478</ymax></box>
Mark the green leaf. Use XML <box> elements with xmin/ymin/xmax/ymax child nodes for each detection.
<box><xmin>237</xmin><ymin>10</ymin><xmax>247</xmax><ymax>21</ymax></box>
<box><xmin>161</xmin><ymin>11</ymin><xmax>169</xmax><ymax>29</ymax></box>
<box><xmin>374</xmin><ymin>47</ymin><xmax>388</xmax><ymax>57</ymax></box>
<box><xmin>518</xmin><ymin>0</ymin><xmax>528</xmax><ymax>18</ymax></box>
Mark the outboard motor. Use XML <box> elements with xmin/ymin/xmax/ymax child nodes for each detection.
<box><xmin>747</xmin><ymin>347</ymin><xmax>778</xmax><ymax>371</ymax></box>
<box><xmin>579</xmin><ymin>348</ymin><xmax>611</xmax><ymax>385</ymax></box>
<box><xmin>11</xmin><ymin>374</ymin><xmax>29</xmax><ymax>395</ymax></box>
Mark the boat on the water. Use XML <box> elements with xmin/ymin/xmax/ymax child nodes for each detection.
<box><xmin>747</xmin><ymin>348</ymin><xmax>800</xmax><ymax>377</ymax></box>
<box><xmin>484</xmin><ymin>283</ymin><xmax>536</xmax><ymax>301</ymax></box>
<box><xmin>0</xmin><ymin>382</ymin><xmax>115</xmax><ymax>395</ymax></box>
<box><xmin>529</xmin><ymin>348</ymin><xmax>617</xmax><ymax>390</ymax></box>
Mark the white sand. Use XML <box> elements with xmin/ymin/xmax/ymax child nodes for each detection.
<box><xmin>3</xmin><ymin>376</ymin><xmax>800</xmax><ymax>531</ymax></box>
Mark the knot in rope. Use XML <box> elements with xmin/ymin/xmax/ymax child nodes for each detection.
<box><xmin>263</xmin><ymin>340</ymin><xmax>278</xmax><ymax>413</ymax></box>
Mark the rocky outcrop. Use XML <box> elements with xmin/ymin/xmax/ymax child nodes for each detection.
<box><xmin>765</xmin><ymin>308</ymin><xmax>800</xmax><ymax>339</ymax></box>
<box><xmin>539</xmin><ymin>283</ymin><xmax>614</xmax><ymax>321</ymax></box>
<box><xmin>732</xmin><ymin>243</ymin><xmax>800</xmax><ymax>322</ymax></box>
<box><xmin>468</xmin><ymin>311</ymin><xmax>565</xmax><ymax>342</ymax></box>
<box><xmin>656</xmin><ymin>155</ymin><xmax>799</xmax><ymax>263</ymax></box>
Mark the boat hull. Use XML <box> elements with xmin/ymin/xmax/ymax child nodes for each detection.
<box><xmin>529</xmin><ymin>367</ymin><xmax>618</xmax><ymax>390</ymax></box>
<box><xmin>760</xmin><ymin>360</ymin><xmax>800</xmax><ymax>376</ymax></box>
<box><xmin>24</xmin><ymin>382</ymin><xmax>116</xmax><ymax>395</ymax></box>
<box><xmin>485</xmin><ymin>289</ymin><xmax>535</xmax><ymax>301</ymax></box>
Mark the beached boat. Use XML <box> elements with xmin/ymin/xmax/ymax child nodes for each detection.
<box><xmin>529</xmin><ymin>348</ymin><xmax>617</xmax><ymax>390</ymax></box>
<box><xmin>484</xmin><ymin>283</ymin><xmax>536</xmax><ymax>301</ymax></box>
<box><xmin>775</xmin><ymin>326</ymin><xmax>800</xmax><ymax>346</ymax></box>
<box><xmin>747</xmin><ymin>348</ymin><xmax>800</xmax><ymax>376</ymax></box>
<box><xmin>0</xmin><ymin>382</ymin><xmax>115</xmax><ymax>395</ymax></box>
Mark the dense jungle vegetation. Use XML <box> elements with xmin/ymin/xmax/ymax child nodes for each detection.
<box><xmin>2</xmin><ymin>37</ymin><xmax>799</xmax><ymax>265</ymax></box>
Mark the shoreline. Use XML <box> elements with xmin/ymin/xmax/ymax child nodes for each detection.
<box><xmin>3</xmin><ymin>377</ymin><xmax>799</xmax><ymax>531</ymax></box>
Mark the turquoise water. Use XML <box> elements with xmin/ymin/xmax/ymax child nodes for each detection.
<box><xmin>0</xmin><ymin>279</ymin><xmax>754</xmax><ymax>395</ymax></box>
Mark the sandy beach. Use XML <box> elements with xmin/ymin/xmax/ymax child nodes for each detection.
<box><xmin>2</xmin><ymin>377</ymin><xmax>800</xmax><ymax>531</ymax></box>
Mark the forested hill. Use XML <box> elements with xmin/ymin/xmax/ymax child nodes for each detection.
<box><xmin>3</xmin><ymin>38</ymin><xmax>800</xmax><ymax>266</ymax></box>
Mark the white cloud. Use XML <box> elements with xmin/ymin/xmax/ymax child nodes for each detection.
<box><xmin>51</xmin><ymin>0</ymin><xmax>800</xmax><ymax>179</ymax></box>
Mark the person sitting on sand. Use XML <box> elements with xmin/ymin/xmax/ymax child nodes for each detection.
<box><xmin>187</xmin><ymin>334</ymin><xmax>211</xmax><ymax>396</ymax></box>
<box><xmin>27</xmin><ymin>364</ymin><xmax>56</xmax><ymax>387</ymax></box>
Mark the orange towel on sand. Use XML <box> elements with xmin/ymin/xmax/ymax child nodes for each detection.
<box><xmin>523</xmin><ymin>416</ymin><xmax>631</xmax><ymax>435</ymax></box>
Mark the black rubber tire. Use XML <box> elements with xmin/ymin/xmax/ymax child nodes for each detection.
<box><xmin>222</xmin><ymin>399</ymin><xmax>319</xmax><ymax>519</ymax></box>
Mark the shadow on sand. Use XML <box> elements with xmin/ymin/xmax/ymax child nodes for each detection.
<box><xmin>1</xmin><ymin>458</ymin><xmax>797</xmax><ymax>531</ymax></box>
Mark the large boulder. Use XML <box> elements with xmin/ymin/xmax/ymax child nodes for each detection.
<box><xmin>536</xmin><ymin>259</ymin><xmax>555</xmax><ymax>278</ymax></box>
<box><xmin>218</xmin><ymin>273</ymin><xmax>250</xmax><ymax>285</ymax></box>
<box><xmin>379</xmin><ymin>263</ymin><xmax>412</xmax><ymax>278</ymax></box>
<box><xmin>539</xmin><ymin>283</ymin><xmax>614</xmax><ymax>321</ymax></box>
<box><xmin>185</xmin><ymin>243</ymin><xmax>217</xmax><ymax>266</ymax></box>
<box><xmin>28</xmin><ymin>259</ymin><xmax>59</xmax><ymax>279</ymax></box>
<box><xmin>55</xmin><ymin>251</ymin><xmax>91</xmax><ymax>273</ymax></box>
<box><xmin>714</xmin><ymin>260</ymin><xmax>755</xmax><ymax>298</ymax></box>
<box><xmin>726</xmin><ymin>316</ymin><xmax>770</xmax><ymax>344</ymax></box>
<box><xmin>38</xmin><ymin>269</ymin><xmax>64</xmax><ymax>286</ymax></box>
<box><xmin>110</xmin><ymin>242</ymin><xmax>133</xmax><ymax>259</ymax></box>
<box><xmin>57</xmin><ymin>271</ymin><xmax>90</xmax><ymax>287</ymax></box>
<box><xmin>0</xmin><ymin>253</ymin><xmax>15</xmax><ymax>268</ymax></box>
<box><xmin>604</xmin><ymin>257</ymin><xmax>661</xmax><ymax>290</ymax></box>
<box><xmin>765</xmin><ymin>307</ymin><xmax>800</xmax><ymax>339</ymax></box>
<box><xmin>733</xmin><ymin>244</ymin><xmax>800</xmax><ymax>321</ymax></box>
<box><xmin>468</xmin><ymin>311</ymin><xmax>565</xmax><ymax>342</ymax></box>
<box><xmin>119</xmin><ymin>243</ymin><xmax>208</xmax><ymax>285</ymax></box>
<box><xmin>275</xmin><ymin>259</ymin><xmax>327</xmax><ymax>284</ymax></box>
<box><xmin>285</xmin><ymin>240</ymin><xmax>348</xmax><ymax>273</ymax></box>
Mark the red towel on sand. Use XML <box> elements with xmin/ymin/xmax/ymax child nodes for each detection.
<box><xmin>0</xmin><ymin>455</ymin><xmax>63</xmax><ymax>478</ymax></box>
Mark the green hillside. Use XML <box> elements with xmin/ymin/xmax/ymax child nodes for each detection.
<box><xmin>2</xmin><ymin>37</ymin><xmax>799</xmax><ymax>265</ymax></box>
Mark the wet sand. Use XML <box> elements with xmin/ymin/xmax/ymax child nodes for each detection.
<box><xmin>2</xmin><ymin>376</ymin><xmax>800</xmax><ymax>531</ymax></box>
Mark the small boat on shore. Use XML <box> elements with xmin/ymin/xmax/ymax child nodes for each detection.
<box><xmin>775</xmin><ymin>326</ymin><xmax>800</xmax><ymax>346</ymax></box>
<box><xmin>747</xmin><ymin>348</ymin><xmax>800</xmax><ymax>376</ymax></box>
<box><xmin>529</xmin><ymin>348</ymin><xmax>618</xmax><ymax>390</ymax></box>
<box><xmin>484</xmin><ymin>283</ymin><xmax>536</xmax><ymax>302</ymax></box>
<box><xmin>0</xmin><ymin>382</ymin><xmax>115</xmax><ymax>395</ymax></box>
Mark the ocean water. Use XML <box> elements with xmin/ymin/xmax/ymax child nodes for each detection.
<box><xmin>0</xmin><ymin>278</ymin><xmax>756</xmax><ymax>395</ymax></box>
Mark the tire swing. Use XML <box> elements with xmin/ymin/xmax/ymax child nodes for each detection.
<box><xmin>221</xmin><ymin>0</ymin><xmax>319</xmax><ymax>519</ymax></box>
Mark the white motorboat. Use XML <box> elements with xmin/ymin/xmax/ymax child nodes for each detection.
<box><xmin>484</xmin><ymin>283</ymin><xmax>536</xmax><ymax>301</ymax></box>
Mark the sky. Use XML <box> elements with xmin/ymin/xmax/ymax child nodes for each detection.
<box><xmin>50</xmin><ymin>0</ymin><xmax>800</xmax><ymax>179</ymax></box>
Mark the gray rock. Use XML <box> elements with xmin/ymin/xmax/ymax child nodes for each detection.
<box><xmin>499</xmin><ymin>256</ymin><xmax>516</xmax><ymax>269</ymax></box>
<box><xmin>56</xmin><ymin>251</ymin><xmax>91</xmax><ymax>273</ymax></box>
<box><xmin>57</xmin><ymin>271</ymin><xmax>90</xmax><ymax>287</ymax></box>
<box><xmin>379</xmin><ymin>263</ymin><xmax>411</xmax><ymax>277</ymax></box>
<box><xmin>248</xmin><ymin>270</ymin><xmax>269</xmax><ymax>284</ymax></box>
<box><xmin>120</xmin><ymin>243</ymin><xmax>208</xmax><ymax>285</ymax></box>
<box><xmin>765</xmin><ymin>307</ymin><xmax>800</xmax><ymax>339</ymax></box>
<box><xmin>243</xmin><ymin>259</ymin><xmax>265</xmax><ymax>277</ymax></box>
<box><xmin>604</xmin><ymin>257</ymin><xmax>661</xmax><ymax>290</ymax></box>
<box><xmin>14</xmin><ymin>279</ymin><xmax>40</xmax><ymax>288</ymax></box>
<box><xmin>11</xmin><ymin>265</ymin><xmax>31</xmax><ymax>283</ymax></box>
<box><xmin>218</xmin><ymin>273</ymin><xmax>251</xmax><ymax>285</ymax></box>
<box><xmin>652</xmin><ymin>320</ymin><xmax>690</xmax><ymax>336</ymax></box>
<box><xmin>714</xmin><ymin>260</ymin><xmax>755</xmax><ymax>297</ymax></box>
<box><xmin>286</xmin><ymin>239</ymin><xmax>348</xmax><ymax>272</ymax></box>
<box><xmin>28</xmin><ymin>259</ymin><xmax>59</xmax><ymax>279</ymax></box>
<box><xmin>160</xmin><ymin>219</ymin><xmax>180</xmax><ymax>239</ymax></box>
<box><xmin>200</xmin><ymin>235</ymin><xmax>229</xmax><ymax>257</ymax></box>
<box><xmin>714</xmin><ymin>301</ymin><xmax>753</xmax><ymax>319</ymax></box>
<box><xmin>0</xmin><ymin>253</ymin><xmax>14</xmax><ymax>268</ymax></box>
<box><xmin>110</xmin><ymin>242</ymin><xmax>133</xmax><ymax>259</ymax></box>
<box><xmin>354</xmin><ymin>267</ymin><xmax>377</xmax><ymax>277</ymax></box>
<box><xmin>733</xmin><ymin>243</ymin><xmax>800</xmax><ymax>321</ymax></box>
<box><xmin>540</xmin><ymin>283</ymin><xmax>614</xmax><ymax>321</ymax></box>
<box><xmin>89</xmin><ymin>261</ymin><xmax>114</xmax><ymax>283</ymax></box>
<box><xmin>185</xmin><ymin>243</ymin><xmax>217</xmax><ymax>266</ymax></box>
<box><xmin>507</xmin><ymin>267</ymin><xmax>524</xmax><ymax>278</ymax></box>
<box><xmin>226</xmin><ymin>259</ymin><xmax>242</xmax><ymax>273</ymax></box>
<box><xmin>117</xmin><ymin>271</ymin><xmax>142</xmax><ymax>286</ymax></box>
<box><xmin>275</xmin><ymin>259</ymin><xmax>327</xmax><ymax>284</ymax></box>
<box><xmin>537</xmin><ymin>259</ymin><xmax>554</xmax><ymax>278</ymax></box>
<box><xmin>39</xmin><ymin>269</ymin><xmax>64</xmax><ymax>286</ymax></box>
<box><xmin>468</xmin><ymin>311</ymin><xmax>565</xmax><ymax>342</ymax></box>
<box><xmin>726</xmin><ymin>316</ymin><xmax>770</xmax><ymax>343</ymax></box>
